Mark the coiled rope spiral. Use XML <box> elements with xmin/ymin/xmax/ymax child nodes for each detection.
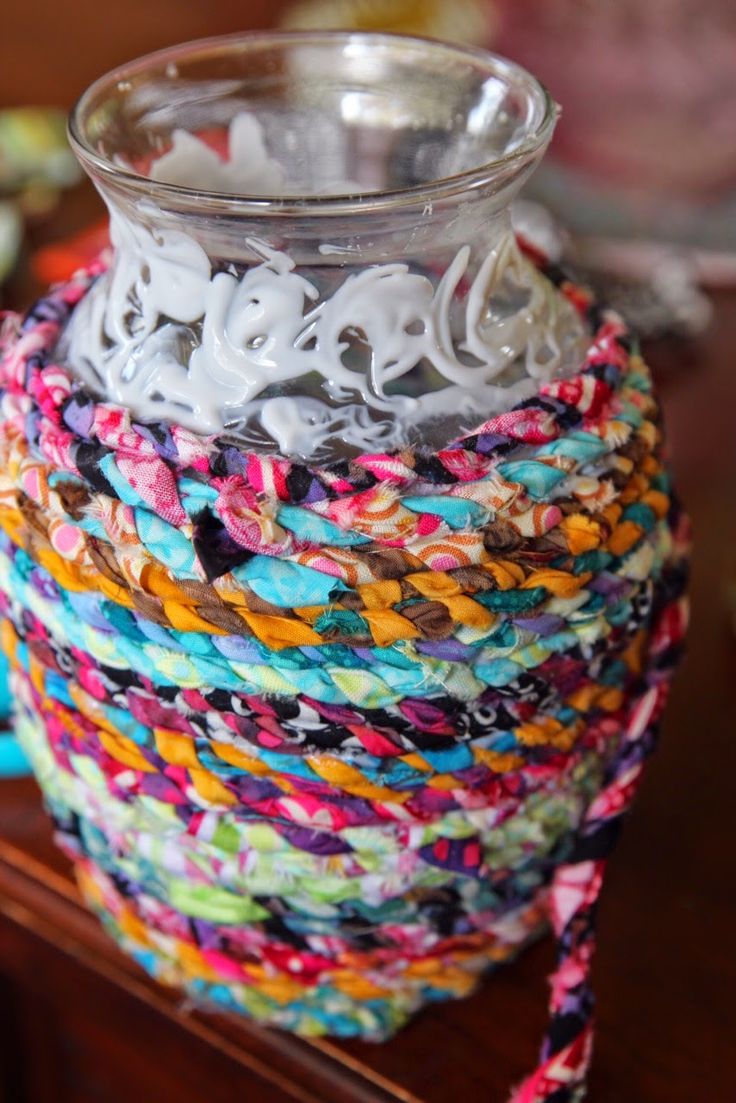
<box><xmin>0</xmin><ymin>256</ymin><xmax>688</xmax><ymax>1102</ymax></box>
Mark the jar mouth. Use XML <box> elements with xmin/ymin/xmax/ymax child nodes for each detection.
<box><xmin>68</xmin><ymin>29</ymin><xmax>557</xmax><ymax>216</ymax></box>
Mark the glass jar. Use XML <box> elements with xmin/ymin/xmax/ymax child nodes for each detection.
<box><xmin>0</xmin><ymin>35</ymin><xmax>688</xmax><ymax>1099</ymax></box>
<box><xmin>61</xmin><ymin>31</ymin><xmax>585</xmax><ymax>460</ymax></box>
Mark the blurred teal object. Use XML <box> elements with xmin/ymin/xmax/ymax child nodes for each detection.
<box><xmin>0</xmin><ymin>733</ymin><xmax>29</xmax><ymax>777</ymax></box>
<box><xmin>0</xmin><ymin>650</ymin><xmax>11</xmax><ymax>716</ymax></box>
<box><xmin>0</xmin><ymin>651</ymin><xmax>27</xmax><ymax>777</ymax></box>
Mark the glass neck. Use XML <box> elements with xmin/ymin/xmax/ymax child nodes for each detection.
<box><xmin>93</xmin><ymin>159</ymin><xmax>526</xmax><ymax>273</ymax></box>
<box><xmin>60</xmin><ymin>164</ymin><xmax>585</xmax><ymax>461</ymax></box>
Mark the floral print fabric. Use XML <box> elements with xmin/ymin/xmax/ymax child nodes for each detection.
<box><xmin>0</xmin><ymin>258</ymin><xmax>687</xmax><ymax>1103</ymax></box>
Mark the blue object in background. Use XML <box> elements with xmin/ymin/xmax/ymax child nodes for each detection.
<box><xmin>0</xmin><ymin>650</ymin><xmax>29</xmax><ymax>777</ymax></box>
<box><xmin>0</xmin><ymin>649</ymin><xmax>11</xmax><ymax>716</ymax></box>
<box><xmin>0</xmin><ymin>733</ymin><xmax>29</xmax><ymax>777</ymax></box>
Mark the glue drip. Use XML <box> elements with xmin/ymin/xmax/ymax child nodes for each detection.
<box><xmin>61</xmin><ymin>113</ymin><xmax>586</xmax><ymax>459</ymax></box>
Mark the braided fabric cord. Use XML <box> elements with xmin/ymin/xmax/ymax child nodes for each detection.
<box><xmin>0</xmin><ymin>259</ymin><xmax>687</xmax><ymax>1103</ymax></box>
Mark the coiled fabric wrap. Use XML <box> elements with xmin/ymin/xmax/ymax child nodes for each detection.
<box><xmin>0</xmin><ymin>259</ymin><xmax>688</xmax><ymax>1103</ymax></box>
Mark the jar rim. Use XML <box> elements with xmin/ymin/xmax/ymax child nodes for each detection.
<box><xmin>68</xmin><ymin>29</ymin><xmax>557</xmax><ymax>217</ymax></box>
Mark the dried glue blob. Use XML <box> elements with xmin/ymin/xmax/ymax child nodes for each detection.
<box><xmin>62</xmin><ymin>199</ymin><xmax>586</xmax><ymax>457</ymax></box>
<box><xmin>60</xmin><ymin>36</ymin><xmax>586</xmax><ymax>458</ymax></box>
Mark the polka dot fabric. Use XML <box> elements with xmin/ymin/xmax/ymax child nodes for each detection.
<box><xmin>0</xmin><ymin>258</ymin><xmax>688</xmax><ymax>1103</ymax></box>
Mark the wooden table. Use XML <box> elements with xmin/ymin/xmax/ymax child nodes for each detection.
<box><xmin>1</xmin><ymin>5</ymin><xmax>735</xmax><ymax>1100</ymax></box>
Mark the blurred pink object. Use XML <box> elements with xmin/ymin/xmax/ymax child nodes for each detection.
<box><xmin>495</xmin><ymin>0</ymin><xmax>736</xmax><ymax>201</ymax></box>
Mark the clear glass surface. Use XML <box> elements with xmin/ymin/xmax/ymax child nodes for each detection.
<box><xmin>61</xmin><ymin>32</ymin><xmax>585</xmax><ymax>459</ymax></box>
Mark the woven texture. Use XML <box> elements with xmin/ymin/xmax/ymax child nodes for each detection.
<box><xmin>0</xmin><ymin>260</ymin><xmax>687</xmax><ymax>1102</ymax></box>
